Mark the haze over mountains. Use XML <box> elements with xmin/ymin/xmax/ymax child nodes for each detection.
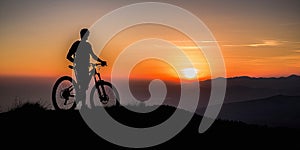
<box><xmin>220</xmin><ymin>74</ymin><xmax>300</xmax><ymax>103</ymax></box>
<box><xmin>130</xmin><ymin>74</ymin><xmax>300</xmax><ymax>105</ymax></box>
<box><xmin>0</xmin><ymin>75</ymin><xmax>299</xmax><ymax>128</ymax></box>
<box><xmin>199</xmin><ymin>75</ymin><xmax>300</xmax><ymax>129</ymax></box>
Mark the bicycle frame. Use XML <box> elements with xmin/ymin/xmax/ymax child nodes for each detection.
<box><xmin>72</xmin><ymin>63</ymin><xmax>109</xmax><ymax>102</ymax></box>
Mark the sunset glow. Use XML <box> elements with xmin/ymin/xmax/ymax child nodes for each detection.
<box><xmin>0</xmin><ymin>1</ymin><xmax>299</xmax><ymax>80</ymax></box>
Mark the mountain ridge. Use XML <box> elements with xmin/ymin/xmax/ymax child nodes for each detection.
<box><xmin>206</xmin><ymin>74</ymin><xmax>300</xmax><ymax>81</ymax></box>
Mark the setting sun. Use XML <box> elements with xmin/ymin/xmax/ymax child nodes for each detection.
<box><xmin>181</xmin><ymin>68</ymin><xmax>198</xmax><ymax>79</ymax></box>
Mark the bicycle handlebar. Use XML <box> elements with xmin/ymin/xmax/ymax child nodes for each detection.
<box><xmin>90</xmin><ymin>63</ymin><xmax>101</xmax><ymax>66</ymax></box>
<box><xmin>90</xmin><ymin>63</ymin><xmax>107</xmax><ymax>67</ymax></box>
<box><xmin>69</xmin><ymin>63</ymin><xmax>106</xmax><ymax>69</ymax></box>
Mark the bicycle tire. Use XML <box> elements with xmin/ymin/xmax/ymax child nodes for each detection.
<box><xmin>52</xmin><ymin>76</ymin><xmax>77</xmax><ymax>110</ymax></box>
<box><xmin>90</xmin><ymin>81</ymin><xmax>120</xmax><ymax>108</ymax></box>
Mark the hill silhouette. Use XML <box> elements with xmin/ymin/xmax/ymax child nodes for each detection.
<box><xmin>1</xmin><ymin>102</ymin><xmax>299</xmax><ymax>149</ymax></box>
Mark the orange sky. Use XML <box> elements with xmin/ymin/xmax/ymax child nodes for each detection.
<box><xmin>0</xmin><ymin>0</ymin><xmax>299</xmax><ymax>80</ymax></box>
<box><xmin>95</xmin><ymin>24</ymin><xmax>211</xmax><ymax>81</ymax></box>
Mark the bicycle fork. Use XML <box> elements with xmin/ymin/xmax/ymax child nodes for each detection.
<box><xmin>94</xmin><ymin>72</ymin><xmax>109</xmax><ymax>104</ymax></box>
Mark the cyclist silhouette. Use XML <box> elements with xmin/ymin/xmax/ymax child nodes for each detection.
<box><xmin>67</xmin><ymin>28</ymin><xmax>106</xmax><ymax>108</ymax></box>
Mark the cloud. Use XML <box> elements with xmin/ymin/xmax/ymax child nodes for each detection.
<box><xmin>248</xmin><ymin>40</ymin><xmax>280</xmax><ymax>47</ymax></box>
<box><xmin>223</xmin><ymin>40</ymin><xmax>282</xmax><ymax>47</ymax></box>
<box><xmin>294</xmin><ymin>50</ymin><xmax>300</xmax><ymax>53</ymax></box>
<box><xmin>270</xmin><ymin>55</ymin><xmax>300</xmax><ymax>61</ymax></box>
<box><xmin>172</xmin><ymin>40</ymin><xmax>220</xmax><ymax>43</ymax></box>
<box><xmin>164</xmin><ymin>40</ymin><xmax>222</xmax><ymax>50</ymax></box>
<box><xmin>177</xmin><ymin>46</ymin><xmax>201</xmax><ymax>50</ymax></box>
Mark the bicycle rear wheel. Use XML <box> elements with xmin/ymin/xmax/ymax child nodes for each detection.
<box><xmin>52</xmin><ymin>76</ymin><xmax>77</xmax><ymax>110</ymax></box>
<box><xmin>90</xmin><ymin>81</ymin><xmax>120</xmax><ymax>108</ymax></box>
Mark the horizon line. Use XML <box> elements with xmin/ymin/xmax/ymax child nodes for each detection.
<box><xmin>0</xmin><ymin>73</ymin><xmax>299</xmax><ymax>81</ymax></box>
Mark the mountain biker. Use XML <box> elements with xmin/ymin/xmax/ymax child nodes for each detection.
<box><xmin>66</xmin><ymin>28</ymin><xmax>107</xmax><ymax>108</ymax></box>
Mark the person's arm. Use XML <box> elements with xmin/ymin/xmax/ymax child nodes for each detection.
<box><xmin>66</xmin><ymin>41</ymin><xmax>79</xmax><ymax>62</ymax></box>
<box><xmin>88</xmin><ymin>43</ymin><xmax>107</xmax><ymax>65</ymax></box>
<box><xmin>90</xmin><ymin>50</ymin><xmax>101</xmax><ymax>62</ymax></box>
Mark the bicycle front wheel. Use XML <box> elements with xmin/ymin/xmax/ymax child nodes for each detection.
<box><xmin>52</xmin><ymin>76</ymin><xmax>77</xmax><ymax>110</ymax></box>
<box><xmin>90</xmin><ymin>81</ymin><xmax>120</xmax><ymax>108</ymax></box>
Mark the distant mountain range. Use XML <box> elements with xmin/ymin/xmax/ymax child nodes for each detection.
<box><xmin>197</xmin><ymin>75</ymin><xmax>300</xmax><ymax>129</ymax></box>
<box><xmin>118</xmin><ymin>75</ymin><xmax>300</xmax><ymax>129</ymax></box>
<box><xmin>130</xmin><ymin>74</ymin><xmax>300</xmax><ymax>105</ymax></box>
<box><xmin>200</xmin><ymin>74</ymin><xmax>300</xmax><ymax>103</ymax></box>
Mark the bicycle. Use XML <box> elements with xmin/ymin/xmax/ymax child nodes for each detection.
<box><xmin>52</xmin><ymin>63</ymin><xmax>120</xmax><ymax>110</ymax></box>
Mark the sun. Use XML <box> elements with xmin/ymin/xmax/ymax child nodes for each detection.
<box><xmin>181</xmin><ymin>68</ymin><xmax>198</xmax><ymax>79</ymax></box>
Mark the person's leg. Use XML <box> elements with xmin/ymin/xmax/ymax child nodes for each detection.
<box><xmin>81</xmin><ymin>75</ymin><xmax>89</xmax><ymax>108</ymax></box>
<box><xmin>76</xmin><ymin>67</ymin><xmax>89</xmax><ymax>109</ymax></box>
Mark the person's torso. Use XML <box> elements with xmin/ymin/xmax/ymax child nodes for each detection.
<box><xmin>74</xmin><ymin>41</ymin><xmax>91</xmax><ymax>67</ymax></box>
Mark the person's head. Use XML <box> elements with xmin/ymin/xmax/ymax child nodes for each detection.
<box><xmin>80</xmin><ymin>28</ymin><xmax>90</xmax><ymax>41</ymax></box>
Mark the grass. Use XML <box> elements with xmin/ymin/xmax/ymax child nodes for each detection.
<box><xmin>9</xmin><ymin>102</ymin><xmax>48</xmax><ymax>112</ymax></box>
<box><xmin>6</xmin><ymin>99</ymin><xmax>51</xmax><ymax>113</ymax></box>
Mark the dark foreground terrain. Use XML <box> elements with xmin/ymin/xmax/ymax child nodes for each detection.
<box><xmin>1</xmin><ymin>103</ymin><xmax>299</xmax><ymax>149</ymax></box>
